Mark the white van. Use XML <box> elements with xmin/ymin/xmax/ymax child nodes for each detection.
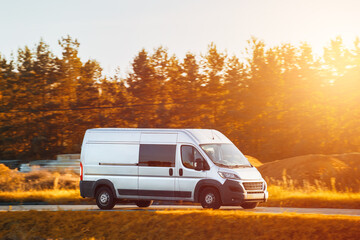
<box><xmin>80</xmin><ymin>128</ymin><xmax>268</xmax><ymax>209</ymax></box>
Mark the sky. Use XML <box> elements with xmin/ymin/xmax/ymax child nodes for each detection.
<box><xmin>1</xmin><ymin>0</ymin><xmax>360</xmax><ymax>76</ymax></box>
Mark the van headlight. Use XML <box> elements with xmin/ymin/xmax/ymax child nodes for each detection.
<box><xmin>218</xmin><ymin>171</ymin><xmax>240</xmax><ymax>180</ymax></box>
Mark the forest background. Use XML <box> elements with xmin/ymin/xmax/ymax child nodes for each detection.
<box><xmin>1</xmin><ymin>35</ymin><xmax>360</xmax><ymax>163</ymax></box>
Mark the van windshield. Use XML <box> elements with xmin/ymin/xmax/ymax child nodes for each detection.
<box><xmin>200</xmin><ymin>144</ymin><xmax>251</xmax><ymax>168</ymax></box>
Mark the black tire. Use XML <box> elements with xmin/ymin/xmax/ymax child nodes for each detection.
<box><xmin>135</xmin><ymin>200</ymin><xmax>153</xmax><ymax>208</ymax></box>
<box><xmin>240</xmin><ymin>202</ymin><xmax>259</xmax><ymax>209</ymax></box>
<box><xmin>95</xmin><ymin>186</ymin><xmax>116</xmax><ymax>210</ymax></box>
<box><xmin>200</xmin><ymin>187</ymin><xmax>221</xmax><ymax>209</ymax></box>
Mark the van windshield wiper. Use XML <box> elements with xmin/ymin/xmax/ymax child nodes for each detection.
<box><xmin>229</xmin><ymin>165</ymin><xmax>251</xmax><ymax>168</ymax></box>
<box><xmin>215</xmin><ymin>163</ymin><xmax>230</xmax><ymax>168</ymax></box>
<box><xmin>215</xmin><ymin>163</ymin><xmax>250</xmax><ymax>168</ymax></box>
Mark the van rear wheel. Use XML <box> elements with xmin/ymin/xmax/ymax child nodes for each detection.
<box><xmin>200</xmin><ymin>187</ymin><xmax>221</xmax><ymax>209</ymax></box>
<box><xmin>96</xmin><ymin>186</ymin><xmax>115</xmax><ymax>210</ymax></box>
<box><xmin>240</xmin><ymin>202</ymin><xmax>258</xmax><ymax>209</ymax></box>
<box><xmin>135</xmin><ymin>200</ymin><xmax>153</xmax><ymax>208</ymax></box>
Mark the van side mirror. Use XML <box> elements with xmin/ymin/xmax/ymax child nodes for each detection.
<box><xmin>195</xmin><ymin>158</ymin><xmax>204</xmax><ymax>171</ymax></box>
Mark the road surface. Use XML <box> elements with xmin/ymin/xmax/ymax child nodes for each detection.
<box><xmin>1</xmin><ymin>205</ymin><xmax>360</xmax><ymax>216</ymax></box>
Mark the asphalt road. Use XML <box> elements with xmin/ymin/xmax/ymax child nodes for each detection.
<box><xmin>1</xmin><ymin>205</ymin><xmax>360</xmax><ymax>216</ymax></box>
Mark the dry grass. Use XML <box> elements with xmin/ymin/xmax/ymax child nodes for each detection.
<box><xmin>1</xmin><ymin>186</ymin><xmax>359</xmax><ymax>209</ymax></box>
<box><xmin>263</xmin><ymin>185</ymin><xmax>360</xmax><ymax>209</ymax></box>
<box><xmin>1</xmin><ymin>163</ymin><xmax>360</xmax><ymax>208</ymax></box>
<box><xmin>0</xmin><ymin>164</ymin><xmax>85</xmax><ymax>204</ymax></box>
<box><xmin>0</xmin><ymin>189</ymin><xmax>89</xmax><ymax>204</ymax></box>
<box><xmin>0</xmin><ymin>164</ymin><xmax>79</xmax><ymax>191</ymax></box>
<box><xmin>0</xmin><ymin>210</ymin><xmax>359</xmax><ymax>240</ymax></box>
<box><xmin>259</xmin><ymin>153</ymin><xmax>360</xmax><ymax>192</ymax></box>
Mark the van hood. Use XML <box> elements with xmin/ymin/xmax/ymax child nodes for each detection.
<box><xmin>221</xmin><ymin>167</ymin><xmax>263</xmax><ymax>180</ymax></box>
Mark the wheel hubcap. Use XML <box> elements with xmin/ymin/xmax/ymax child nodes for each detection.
<box><xmin>100</xmin><ymin>192</ymin><xmax>109</xmax><ymax>204</ymax></box>
<box><xmin>205</xmin><ymin>193</ymin><xmax>215</xmax><ymax>204</ymax></box>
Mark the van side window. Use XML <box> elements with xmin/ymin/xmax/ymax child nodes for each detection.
<box><xmin>139</xmin><ymin>144</ymin><xmax>176</xmax><ymax>167</ymax></box>
<box><xmin>181</xmin><ymin>145</ymin><xmax>207</xmax><ymax>170</ymax></box>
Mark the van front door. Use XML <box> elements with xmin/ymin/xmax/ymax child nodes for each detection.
<box><xmin>176</xmin><ymin>145</ymin><xmax>207</xmax><ymax>200</ymax></box>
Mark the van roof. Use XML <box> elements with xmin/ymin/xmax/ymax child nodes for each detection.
<box><xmin>86</xmin><ymin>128</ymin><xmax>232</xmax><ymax>144</ymax></box>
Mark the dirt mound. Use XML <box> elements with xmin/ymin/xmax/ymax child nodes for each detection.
<box><xmin>245</xmin><ymin>155</ymin><xmax>262</xmax><ymax>167</ymax></box>
<box><xmin>258</xmin><ymin>153</ymin><xmax>360</xmax><ymax>192</ymax></box>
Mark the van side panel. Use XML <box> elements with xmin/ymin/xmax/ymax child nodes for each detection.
<box><xmin>85</xmin><ymin>143</ymin><xmax>139</xmax><ymax>165</ymax></box>
<box><xmin>140</xmin><ymin>133</ymin><xmax>177</xmax><ymax>143</ymax></box>
<box><xmin>86</xmin><ymin>131</ymin><xmax>140</xmax><ymax>142</ymax></box>
<box><xmin>82</xmin><ymin>131</ymin><xmax>140</xmax><ymax>198</ymax></box>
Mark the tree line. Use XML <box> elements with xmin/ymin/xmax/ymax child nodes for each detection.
<box><xmin>1</xmin><ymin>35</ymin><xmax>360</xmax><ymax>162</ymax></box>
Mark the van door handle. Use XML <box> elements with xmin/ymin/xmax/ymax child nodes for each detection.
<box><xmin>169</xmin><ymin>168</ymin><xmax>173</xmax><ymax>176</ymax></box>
<box><xmin>179</xmin><ymin>168</ymin><xmax>183</xmax><ymax>176</ymax></box>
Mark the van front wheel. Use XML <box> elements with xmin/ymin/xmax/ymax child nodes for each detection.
<box><xmin>96</xmin><ymin>186</ymin><xmax>115</xmax><ymax>210</ymax></box>
<box><xmin>200</xmin><ymin>187</ymin><xmax>221</xmax><ymax>209</ymax></box>
<box><xmin>135</xmin><ymin>200</ymin><xmax>153</xmax><ymax>208</ymax></box>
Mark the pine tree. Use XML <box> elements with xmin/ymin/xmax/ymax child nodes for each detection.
<box><xmin>222</xmin><ymin>55</ymin><xmax>247</xmax><ymax>144</ymax></box>
<box><xmin>125</xmin><ymin>49</ymin><xmax>161</xmax><ymax>127</ymax></box>
<box><xmin>201</xmin><ymin>43</ymin><xmax>227</xmax><ymax>128</ymax></box>
<box><xmin>0</xmin><ymin>54</ymin><xmax>18</xmax><ymax>159</ymax></box>
<box><xmin>168</xmin><ymin>53</ymin><xmax>204</xmax><ymax>127</ymax></box>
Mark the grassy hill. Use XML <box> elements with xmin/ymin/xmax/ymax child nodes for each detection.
<box><xmin>258</xmin><ymin>153</ymin><xmax>360</xmax><ymax>192</ymax></box>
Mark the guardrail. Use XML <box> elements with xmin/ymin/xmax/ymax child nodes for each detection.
<box><xmin>19</xmin><ymin>159</ymin><xmax>80</xmax><ymax>174</ymax></box>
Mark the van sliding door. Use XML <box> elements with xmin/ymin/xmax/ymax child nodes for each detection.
<box><xmin>138</xmin><ymin>144</ymin><xmax>176</xmax><ymax>199</ymax></box>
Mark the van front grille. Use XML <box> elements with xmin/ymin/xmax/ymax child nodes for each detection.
<box><xmin>243</xmin><ymin>182</ymin><xmax>263</xmax><ymax>191</ymax></box>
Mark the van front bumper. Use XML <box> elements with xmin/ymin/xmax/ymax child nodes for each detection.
<box><xmin>220</xmin><ymin>180</ymin><xmax>268</xmax><ymax>206</ymax></box>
